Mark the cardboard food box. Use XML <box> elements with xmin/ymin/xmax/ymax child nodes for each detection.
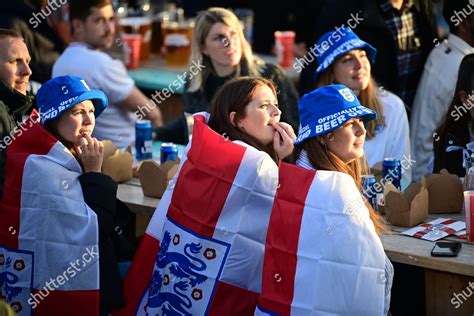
<box><xmin>425</xmin><ymin>169</ymin><xmax>463</xmax><ymax>214</ymax></box>
<box><xmin>138</xmin><ymin>159</ymin><xmax>180</xmax><ymax>198</ymax></box>
<box><xmin>370</xmin><ymin>161</ymin><xmax>383</xmax><ymax>180</ymax></box>
<box><xmin>101</xmin><ymin>140</ymin><xmax>133</xmax><ymax>183</ymax></box>
<box><xmin>384</xmin><ymin>180</ymin><xmax>428</xmax><ymax>227</ymax></box>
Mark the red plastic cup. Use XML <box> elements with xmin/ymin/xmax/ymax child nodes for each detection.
<box><xmin>464</xmin><ymin>190</ymin><xmax>474</xmax><ymax>242</ymax></box>
<box><xmin>274</xmin><ymin>31</ymin><xmax>295</xmax><ymax>68</ymax></box>
<box><xmin>121</xmin><ymin>33</ymin><xmax>142</xmax><ymax>70</ymax></box>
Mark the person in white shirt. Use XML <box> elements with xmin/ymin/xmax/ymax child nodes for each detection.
<box><xmin>314</xmin><ymin>27</ymin><xmax>411</xmax><ymax>183</ymax></box>
<box><xmin>53</xmin><ymin>0</ymin><xmax>162</xmax><ymax>148</ymax></box>
<box><xmin>410</xmin><ymin>0</ymin><xmax>474</xmax><ymax>181</ymax></box>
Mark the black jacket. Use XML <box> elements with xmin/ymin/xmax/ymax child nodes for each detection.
<box><xmin>78</xmin><ymin>172</ymin><xmax>135</xmax><ymax>315</ymax></box>
<box><xmin>0</xmin><ymin>1</ymin><xmax>63</xmax><ymax>83</ymax></box>
<box><xmin>299</xmin><ymin>0</ymin><xmax>435</xmax><ymax>101</ymax></box>
<box><xmin>433</xmin><ymin>124</ymin><xmax>470</xmax><ymax>177</ymax></box>
<box><xmin>0</xmin><ymin>83</ymin><xmax>35</xmax><ymax>199</ymax></box>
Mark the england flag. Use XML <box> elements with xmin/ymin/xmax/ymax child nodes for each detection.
<box><xmin>255</xmin><ymin>162</ymin><xmax>388</xmax><ymax>316</ymax></box>
<box><xmin>0</xmin><ymin>112</ymin><xmax>100</xmax><ymax>315</ymax></box>
<box><xmin>114</xmin><ymin>113</ymin><xmax>279</xmax><ymax>315</ymax></box>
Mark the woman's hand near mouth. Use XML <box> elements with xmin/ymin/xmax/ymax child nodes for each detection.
<box><xmin>272</xmin><ymin>122</ymin><xmax>296</xmax><ymax>160</ymax></box>
<box><xmin>75</xmin><ymin>133</ymin><xmax>104</xmax><ymax>173</ymax></box>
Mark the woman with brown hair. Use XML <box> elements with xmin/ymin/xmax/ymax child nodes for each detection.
<box><xmin>291</xmin><ymin>84</ymin><xmax>393</xmax><ymax>315</ymax></box>
<box><xmin>208</xmin><ymin>76</ymin><xmax>296</xmax><ymax>162</ymax></box>
<box><xmin>116</xmin><ymin>77</ymin><xmax>296</xmax><ymax>315</ymax></box>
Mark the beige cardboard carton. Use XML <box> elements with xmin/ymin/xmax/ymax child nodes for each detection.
<box><xmin>384</xmin><ymin>180</ymin><xmax>428</xmax><ymax>227</ymax></box>
<box><xmin>101</xmin><ymin>140</ymin><xmax>133</xmax><ymax>183</ymax></box>
<box><xmin>138</xmin><ymin>159</ymin><xmax>179</xmax><ymax>198</ymax></box>
<box><xmin>370</xmin><ymin>161</ymin><xmax>383</xmax><ymax>180</ymax></box>
<box><xmin>425</xmin><ymin>169</ymin><xmax>463</xmax><ymax>214</ymax></box>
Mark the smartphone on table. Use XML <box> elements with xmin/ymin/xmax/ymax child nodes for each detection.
<box><xmin>430</xmin><ymin>241</ymin><xmax>462</xmax><ymax>257</ymax></box>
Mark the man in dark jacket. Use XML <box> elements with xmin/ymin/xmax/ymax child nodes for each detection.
<box><xmin>0</xmin><ymin>28</ymin><xmax>35</xmax><ymax>199</ymax></box>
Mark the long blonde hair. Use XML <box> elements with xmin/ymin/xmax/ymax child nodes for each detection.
<box><xmin>317</xmin><ymin>66</ymin><xmax>385</xmax><ymax>140</ymax></box>
<box><xmin>294</xmin><ymin>138</ymin><xmax>388</xmax><ymax>236</ymax></box>
<box><xmin>187</xmin><ymin>7</ymin><xmax>259</xmax><ymax>92</ymax></box>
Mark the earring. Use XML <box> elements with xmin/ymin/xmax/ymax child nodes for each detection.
<box><xmin>328</xmin><ymin>134</ymin><xmax>335</xmax><ymax>142</ymax></box>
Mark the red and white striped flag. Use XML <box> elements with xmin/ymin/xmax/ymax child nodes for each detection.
<box><xmin>0</xmin><ymin>113</ymin><xmax>100</xmax><ymax>316</ymax></box>
<box><xmin>114</xmin><ymin>113</ymin><xmax>279</xmax><ymax>315</ymax></box>
<box><xmin>256</xmin><ymin>162</ymin><xmax>387</xmax><ymax>316</ymax></box>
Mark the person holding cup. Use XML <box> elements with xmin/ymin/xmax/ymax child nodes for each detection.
<box><xmin>156</xmin><ymin>7</ymin><xmax>299</xmax><ymax>144</ymax></box>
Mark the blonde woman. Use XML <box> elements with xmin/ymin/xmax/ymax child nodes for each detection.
<box><xmin>314</xmin><ymin>28</ymin><xmax>411</xmax><ymax>183</ymax></box>
<box><xmin>157</xmin><ymin>7</ymin><xmax>299</xmax><ymax>144</ymax></box>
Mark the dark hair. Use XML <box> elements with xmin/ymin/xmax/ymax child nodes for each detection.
<box><xmin>69</xmin><ymin>0</ymin><xmax>112</xmax><ymax>22</ymax></box>
<box><xmin>208</xmin><ymin>76</ymin><xmax>279</xmax><ymax>161</ymax></box>
<box><xmin>45</xmin><ymin>119</ymin><xmax>76</xmax><ymax>153</ymax></box>
<box><xmin>443</xmin><ymin>0</ymin><xmax>471</xmax><ymax>33</ymax></box>
<box><xmin>0</xmin><ymin>28</ymin><xmax>23</xmax><ymax>40</ymax></box>
<box><xmin>44</xmin><ymin>114</ymin><xmax>87</xmax><ymax>170</ymax></box>
<box><xmin>433</xmin><ymin>54</ymin><xmax>474</xmax><ymax>173</ymax></box>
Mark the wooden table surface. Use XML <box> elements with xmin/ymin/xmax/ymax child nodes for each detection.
<box><xmin>382</xmin><ymin>234</ymin><xmax>473</xmax><ymax>276</ymax></box>
<box><xmin>118</xmin><ymin>179</ymin><xmax>159</xmax><ymax>236</ymax></box>
<box><xmin>383</xmin><ymin>213</ymin><xmax>473</xmax><ymax>275</ymax></box>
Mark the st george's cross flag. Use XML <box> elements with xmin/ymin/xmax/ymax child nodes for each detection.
<box><xmin>114</xmin><ymin>113</ymin><xmax>279</xmax><ymax>316</ymax></box>
<box><xmin>0</xmin><ymin>112</ymin><xmax>100</xmax><ymax>316</ymax></box>
<box><xmin>255</xmin><ymin>162</ymin><xmax>388</xmax><ymax>316</ymax></box>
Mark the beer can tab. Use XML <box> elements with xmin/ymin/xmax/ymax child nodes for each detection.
<box><xmin>376</xmin><ymin>193</ymin><xmax>385</xmax><ymax>207</ymax></box>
